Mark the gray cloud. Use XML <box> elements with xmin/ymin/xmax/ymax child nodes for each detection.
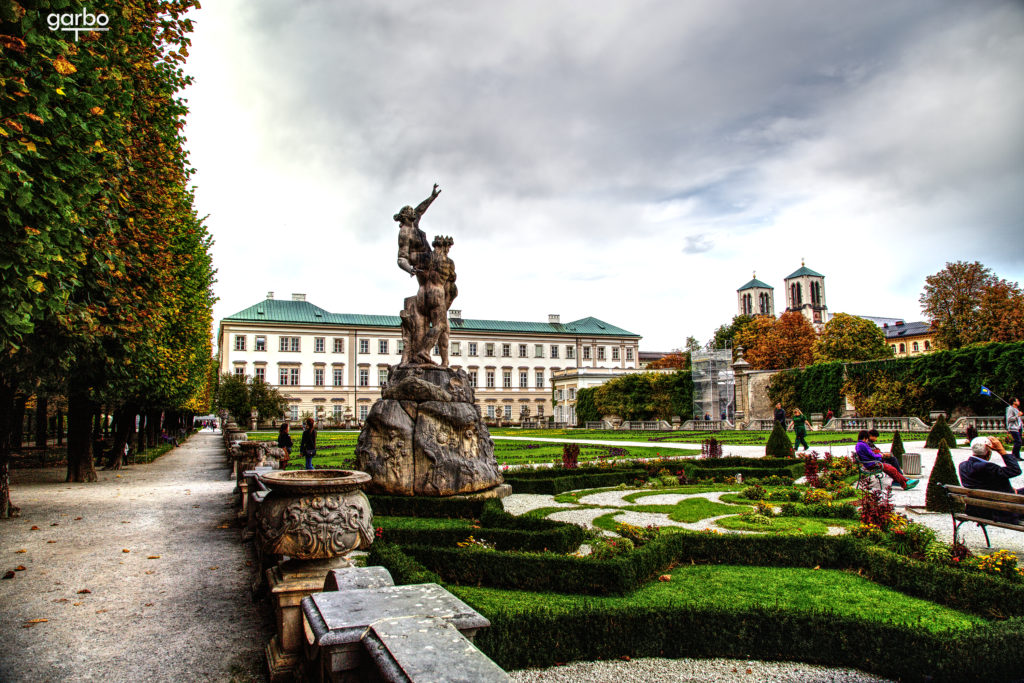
<box><xmin>683</xmin><ymin>235</ymin><xmax>714</xmax><ymax>254</ymax></box>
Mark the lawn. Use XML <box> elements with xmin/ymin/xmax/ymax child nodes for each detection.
<box><xmin>451</xmin><ymin>564</ymin><xmax>985</xmax><ymax>633</ymax></box>
<box><xmin>490</xmin><ymin>427</ymin><xmax>928</xmax><ymax>448</ymax></box>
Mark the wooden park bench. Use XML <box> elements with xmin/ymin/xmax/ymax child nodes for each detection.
<box><xmin>939</xmin><ymin>484</ymin><xmax>1024</xmax><ymax>547</ymax></box>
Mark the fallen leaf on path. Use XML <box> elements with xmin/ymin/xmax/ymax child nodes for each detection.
<box><xmin>217</xmin><ymin>524</ymin><xmax>229</xmax><ymax>529</ymax></box>
<box><xmin>122</xmin><ymin>549</ymin><xmax>130</xmax><ymax>553</ymax></box>
<box><xmin>50</xmin><ymin>523</ymin><xmax>58</xmax><ymax>526</ymax></box>
<box><xmin>208</xmin><ymin>566</ymin><xmax>219</xmax><ymax>571</ymax></box>
<box><xmin>73</xmin><ymin>602</ymin><xmax>82</xmax><ymax>606</ymax></box>
<box><xmin>2</xmin><ymin>571</ymin><xmax>14</xmax><ymax>579</ymax></box>
<box><xmin>77</xmin><ymin>589</ymin><xmax>91</xmax><ymax>594</ymax></box>
<box><xmin>16</xmin><ymin>549</ymin><xmax>26</xmax><ymax>553</ymax></box>
<box><xmin>22</xmin><ymin>619</ymin><xmax>48</xmax><ymax>628</ymax></box>
<box><xmin>144</xmin><ymin>602</ymin><xmax>153</xmax><ymax>607</ymax></box>
<box><xmin>121</xmin><ymin>521</ymin><xmax>129</xmax><ymax>524</ymax></box>
<box><xmin>53</xmin><ymin>598</ymin><xmax>69</xmax><ymax>603</ymax></box>
<box><xmin>74</xmin><ymin>517</ymin><xmax>82</xmax><ymax>520</ymax></box>
<box><xmin>30</xmin><ymin>526</ymin><xmax>39</xmax><ymax>530</ymax></box>
<box><xmin>192</xmin><ymin>505</ymin><xmax>200</xmax><ymax>508</ymax></box>
<box><xmin>15</xmin><ymin>565</ymin><xmax>26</xmax><ymax>571</ymax></box>
<box><xmin>95</xmin><ymin>609</ymin><xmax>106</xmax><ymax>614</ymax></box>
<box><xmin>746</xmin><ymin>669</ymin><xmax>753</xmax><ymax>674</ymax></box>
<box><xmin>144</xmin><ymin>570</ymin><xmax>155</xmax><ymax>575</ymax></box>
<box><xmin>47</xmin><ymin>540</ymin><xmax>56</xmax><ymax>544</ymax></box>
<box><xmin>147</xmin><ymin>555</ymin><xmax>160</xmax><ymax>560</ymax></box>
<box><xmin>658</xmin><ymin>574</ymin><xmax>671</xmax><ymax>582</ymax></box>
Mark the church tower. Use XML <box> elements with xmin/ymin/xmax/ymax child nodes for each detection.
<box><xmin>737</xmin><ymin>272</ymin><xmax>775</xmax><ymax>317</ymax></box>
<box><xmin>784</xmin><ymin>260</ymin><xmax>828</xmax><ymax>329</ymax></box>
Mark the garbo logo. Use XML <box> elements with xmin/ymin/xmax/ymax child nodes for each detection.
<box><xmin>46</xmin><ymin>9</ymin><xmax>110</xmax><ymax>41</ymax></box>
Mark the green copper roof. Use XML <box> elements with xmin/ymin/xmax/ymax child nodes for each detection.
<box><xmin>785</xmin><ymin>265</ymin><xmax>824</xmax><ymax>279</ymax></box>
<box><xmin>222</xmin><ymin>299</ymin><xmax>640</xmax><ymax>337</ymax></box>
<box><xmin>737</xmin><ymin>277</ymin><xmax>773</xmax><ymax>291</ymax></box>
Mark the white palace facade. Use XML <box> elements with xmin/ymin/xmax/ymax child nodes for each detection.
<box><xmin>218</xmin><ymin>293</ymin><xmax>641</xmax><ymax>425</ymax></box>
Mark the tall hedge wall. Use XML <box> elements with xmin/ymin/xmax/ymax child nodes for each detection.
<box><xmin>768</xmin><ymin>341</ymin><xmax>1024</xmax><ymax>417</ymax></box>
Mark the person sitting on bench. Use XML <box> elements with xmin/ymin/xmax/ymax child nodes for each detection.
<box><xmin>959</xmin><ymin>436</ymin><xmax>1022</xmax><ymax>524</ymax></box>
<box><xmin>854</xmin><ymin>429</ymin><xmax>919</xmax><ymax>490</ymax></box>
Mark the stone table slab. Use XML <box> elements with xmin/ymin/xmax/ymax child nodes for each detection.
<box><xmin>363</xmin><ymin>616</ymin><xmax>509</xmax><ymax>682</ymax></box>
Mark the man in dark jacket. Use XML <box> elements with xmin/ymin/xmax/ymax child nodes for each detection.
<box><xmin>959</xmin><ymin>436</ymin><xmax>1022</xmax><ymax>524</ymax></box>
<box><xmin>773</xmin><ymin>403</ymin><xmax>787</xmax><ymax>429</ymax></box>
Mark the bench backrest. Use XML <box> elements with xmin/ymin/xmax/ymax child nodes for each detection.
<box><xmin>941</xmin><ymin>484</ymin><xmax>1024</xmax><ymax>516</ymax></box>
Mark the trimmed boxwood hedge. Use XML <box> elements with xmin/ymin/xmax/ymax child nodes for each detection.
<box><xmin>504</xmin><ymin>468</ymin><xmax>646</xmax><ymax>494</ymax></box>
<box><xmin>471</xmin><ymin>600</ymin><xmax>1023</xmax><ymax>682</ymax></box>
<box><xmin>371</xmin><ymin>532</ymin><xmax>1024</xmax><ymax>617</ymax></box>
<box><xmin>367</xmin><ymin>494</ymin><xmax>491</xmax><ymax>518</ymax></box>
<box><xmin>677</xmin><ymin>457</ymin><xmax>804</xmax><ymax>481</ymax></box>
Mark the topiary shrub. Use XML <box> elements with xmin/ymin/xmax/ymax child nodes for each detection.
<box><xmin>765</xmin><ymin>421</ymin><xmax>794</xmax><ymax>458</ymax></box>
<box><xmin>890</xmin><ymin>430</ymin><xmax>906</xmax><ymax>471</ymax></box>
<box><xmin>925</xmin><ymin>440</ymin><xmax>961</xmax><ymax>512</ymax></box>
<box><xmin>925</xmin><ymin>415</ymin><xmax>957</xmax><ymax>450</ymax></box>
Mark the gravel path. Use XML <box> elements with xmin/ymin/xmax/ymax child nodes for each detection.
<box><xmin>0</xmin><ymin>431</ymin><xmax>270</xmax><ymax>682</ymax></box>
<box><xmin>509</xmin><ymin>657</ymin><xmax>892</xmax><ymax>682</ymax></box>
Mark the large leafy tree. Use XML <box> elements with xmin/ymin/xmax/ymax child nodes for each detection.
<box><xmin>920</xmin><ymin>261</ymin><xmax>1024</xmax><ymax>349</ymax></box>
<box><xmin>735</xmin><ymin>311</ymin><xmax>816</xmax><ymax>370</ymax></box>
<box><xmin>813</xmin><ymin>313</ymin><xmax>892</xmax><ymax>363</ymax></box>
<box><xmin>646</xmin><ymin>350</ymin><xmax>689</xmax><ymax>370</ymax></box>
<box><xmin>708</xmin><ymin>314</ymin><xmax>754</xmax><ymax>351</ymax></box>
<box><xmin>0</xmin><ymin>1</ymin><xmax>211</xmax><ymax>512</ymax></box>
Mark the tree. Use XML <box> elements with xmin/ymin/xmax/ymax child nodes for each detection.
<box><xmin>249</xmin><ymin>379</ymin><xmax>289</xmax><ymax>423</ymax></box>
<box><xmin>890</xmin><ymin>430</ymin><xmax>906</xmax><ymax>472</ymax></box>
<box><xmin>736</xmin><ymin>312</ymin><xmax>816</xmax><ymax>370</ymax></box>
<box><xmin>925</xmin><ymin>415</ymin><xmax>957</xmax><ymax>450</ymax></box>
<box><xmin>646</xmin><ymin>350</ymin><xmax>689</xmax><ymax>370</ymax></box>
<box><xmin>920</xmin><ymin>261</ymin><xmax>1024</xmax><ymax>349</ymax></box>
<box><xmin>765</xmin><ymin>421</ymin><xmax>794</xmax><ymax>458</ymax></box>
<box><xmin>684</xmin><ymin>336</ymin><xmax>702</xmax><ymax>353</ymax></box>
<box><xmin>575</xmin><ymin>388</ymin><xmax>600</xmax><ymax>424</ymax></box>
<box><xmin>708</xmin><ymin>314</ymin><xmax>754</xmax><ymax>351</ymax></box>
<box><xmin>593</xmin><ymin>371</ymin><xmax>692</xmax><ymax>421</ymax></box>
<box><xmin>925</xmin><ymin>440</ymin><xmax>960</xmax><ymax>512</ymax></box>
<box><xmin>813</xmin><ymin>313</ymin><xmax>892</xmax><ymax>363</ymax></box>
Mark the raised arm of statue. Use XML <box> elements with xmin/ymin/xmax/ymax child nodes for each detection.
<box><xmin>414</xmin><ymin>184</ymin><xmax>441</xmax><ymax>219</ymax></box>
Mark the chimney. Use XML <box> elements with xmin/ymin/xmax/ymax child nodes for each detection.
<box><xmin>895</xmin><ymin>320</ymin><xmax>903</xmax><ymax>326</ymax></box>
<box><xmin>449</xmin><ymin>309</ymin><xmax>462</xmax><ymax>321</ymax></box>
<box><xmin>292</xmin><ymin>293</ymin><xmax>306</xmax><ymax>301</ymax></box>
<box><xmin>548</xmin><ymin>314</ymin><xmax>560</xmax><ymax>324</ymax></box>
<box><xmin>267</xmin><ymin>291</ymin><xmax>274</xmax><ymax>300</ymax></box>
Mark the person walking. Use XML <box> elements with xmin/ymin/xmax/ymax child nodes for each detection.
<box><xmin>300</xmin><ymin>417</ymin><xmax>317</xmax><ymax>470</ymax></box>
<box><xmin>791</xmin><ymin>408</ymin><xmax>811</xmax><ymax>452</ymax></box>
<box><xmin>1006</xmin><ymin>397</ymin><xmax>1022</xmax><ymax>458</ymax></box>
<box><xmin>773</xmin><ymin>403</ymin><xmax>787</xmax><ymax>430</ymax></box>
<box><xmin>277</xmin><ymin>422</ymin><xmax>293</xmax><ymax>469</ymax></box>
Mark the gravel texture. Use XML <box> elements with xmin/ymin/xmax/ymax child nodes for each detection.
<box><xmin>509</xmin><ymin>657</ymin><xmax>893</xmax><ymax>682</ymax></box>
<box><xmin>0</xmin><ymin>430</ymin><xmax>270</xmax><ymax>682</ymax></box>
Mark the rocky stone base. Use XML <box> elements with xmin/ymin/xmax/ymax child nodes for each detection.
<box><xmin>356</xmin><ymin>364</ymin><xmax>504</xmax><ymax>496</ymax></box>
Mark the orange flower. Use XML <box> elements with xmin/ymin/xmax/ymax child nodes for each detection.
<box><xmin>90</xmin><ymin>107</ymin><xmax>104</xmax><ymax>116</ymax></box>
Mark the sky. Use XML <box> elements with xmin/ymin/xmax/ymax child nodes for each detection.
<box><xmin>181</xmin><ymin>0</ymin><xmax>1024</xmax><ymax>352</ymax></box>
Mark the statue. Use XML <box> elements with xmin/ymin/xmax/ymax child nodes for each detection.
<box><xmin>395</xmin><ymin>185</ymin><xmax>457</xmax><ymax>367</ymax></box>
<box><xmin>355</xmin><ymin>186</ymin><xmax>506</xmax><ymax>499</ymax></box>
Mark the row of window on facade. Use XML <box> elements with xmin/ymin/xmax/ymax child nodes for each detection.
<box><xmin>740</xmin><ymin>292</ymin><xmax>772</xmax><ymax>316</ymax></box>
<box><xmin>281</xmin><ymin>402</ymin><xmax>544</xmax><ymax>423</ymax></box>
<box><xmin>235</xmin><ymin>366</ymin><xmax>551</xmax><ymax>390</ymax></box>
<box><xmin>233</xmin><ymin>335</ymin><xmax>634</xmax><ymax>362</ymax></box>
<box><xmin>789</xmin><ymin>281</ymin><xmax>823</xmax><ymax>307</ymax></box>
<box><xmin>891</xmin><ymin>340</ymin><xmax>930</xmax><ymax>354</ymax></box>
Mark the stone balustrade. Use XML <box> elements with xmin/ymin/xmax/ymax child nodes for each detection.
<box><xmin>950</xmin><ymin>416</ymin><xmax>1008</xmax><ymax>433</ymax></box>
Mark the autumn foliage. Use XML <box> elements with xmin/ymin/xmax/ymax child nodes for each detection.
<box><xmin>1</xmin><ymin>1</ymin><xmax>214</xmax><ymax>507</ymax></box>
<box><xmin>735</xmin><ymin>312</ymin><xmax>816</xmax><ymax>370</ymax></box>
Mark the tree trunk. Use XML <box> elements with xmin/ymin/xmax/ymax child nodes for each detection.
<box><xmin>107</xmin><ymin>404</ymin><xmax>135</xmax><ymax>471</ymax></box>
<box><xmin>56</xmin><ymin>409</ymin><xmax>63</xmax><ymax>446</ymax></box>
<box><xmin>147</xmin><ymin>409</ymin><xmax>160</xmax><ymax>449</ymax></box>
<box><xmin>135</xmin><ymin>411</ymin><xmax>146</xmax><ymax>455</ymax></box>
<box><xmin>35</xmin><ymin>395</ymin><xmax>48</xmax><ymax>448</ymax></box>
<box><xmin>0</xmin><ymin>382</ymin><xmax>20</xmax><ymax>518</ymax></box>
<box><xmin>66</xmin><ymin>387</ymin><xmax>97</xmax><ymax>483</ymax></box>
<box><xmin>11</xmin><ymin>396</ymin><xmax>26</xmax><ymax>451</ymax></box>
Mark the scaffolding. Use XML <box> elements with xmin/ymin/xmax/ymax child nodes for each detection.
<box><xmin>691</xmin><ymin>350</ymin><xmax>735</xmax><ymax>421</ymax></box>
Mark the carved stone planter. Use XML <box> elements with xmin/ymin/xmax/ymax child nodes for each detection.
<box><xmin>256</xmin><ymin>469</ymin><xmax>374</xmax><ymax>560</ymax></box>
<box><xmin>255</xmin><ymin>469</ymin><xmax>374</xmax><ymax>681</ymax></box>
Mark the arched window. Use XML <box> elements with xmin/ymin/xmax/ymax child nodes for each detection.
<box><xmin>924</xmin><ymin>340</ymin><xmax>930</xmax><ymax>350</ymax></box>
<box><xmin>912</xmin><ymin>342</ymin><xmax>919</xmax><ymax>352</ymax></box>
<box><xmin>790</xmin><ymin>284</ymin><xmax>797</xmax><ymax>307</ymax></box>
<box><xmin>796</xmin><ymin>283</ymin><xmax>803</xmax><ymax>305</ymax></box>
<box><xmin>891</xmin><ymin>344</ymin><xmax>896</xmax><ymax>352</ymax></box>
<box><xmin>899</xmin><ymin>343</ymin><xmax>905</xmax><ymax>353</ymax></box>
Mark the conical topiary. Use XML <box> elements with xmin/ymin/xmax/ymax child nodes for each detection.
<box><xmin>890</xmin><ymin>430</ymin><xmax>906</xmax><ymax>471</ymax></box>
<box><xmin>925</xmin><ymin>439</ymin><xmax>961</xmax><ymax>512</ymax></box>
<box><xmin>765</xmin><ymin>421</ymin><xmax>794</xmax><ymax>458</ymax></box>
<box><xmin>925</xmin><ymin>415</ymin><xmax>957</xmax><ymax>450</ymax></box>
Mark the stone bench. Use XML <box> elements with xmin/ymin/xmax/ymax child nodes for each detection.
<box><xmin>301</xmin><ymin>577</ymin><xmax>498</xmax><ymax>682</ymax></box>
<box><xmin>362</xmin><ymin>616</ymin><xmax>508</xmax><ymax>683</ymax></box>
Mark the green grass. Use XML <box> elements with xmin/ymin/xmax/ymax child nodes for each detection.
<box><xmin>622</xmin><ymin>484</ymin><xmax>745</xmax><ymax>502</ymax></box>
<box><xmin>489</xmin><ymin>428</ymin><xmax>928</xmax><ymax>448</ymax></box>
<box><xmin>451</xmin><ymin>564</ymin><xmax>985</xmax><ymax>633</ymax></box>
<box><xmin>715</xmin><ymin>515</ymin><xmax>858</xmax><ymax>535</ymax></box>
<box><xmin>624</xmin><ymin>498</ymin><xmax>750</xmax><ymax>522</ymax></box>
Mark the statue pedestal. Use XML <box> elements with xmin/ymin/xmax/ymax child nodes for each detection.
<box><xmin>356</xmin><ymin>364</ymin><xmax>504</xmax><ymax>497</ymax></box>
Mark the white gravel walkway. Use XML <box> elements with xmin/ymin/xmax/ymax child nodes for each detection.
<box><xmin>0</xmin><ymin>431</ymin><xmax>269</xmax><ymax>682</ymax></box>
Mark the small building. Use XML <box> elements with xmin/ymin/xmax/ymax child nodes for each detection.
<box><xmin>784</xmin><ymin>261</ymin><xmax>829</xmax><ymax>328</ymax></box>
<box><xmin>882</xmin><ymin>320</ymin><xmax>935</xmax><ymax>356</ymax></box>
<box><xmin>737</xmin><ymin>272</ymin><xmax>775</xmax><ymax>317</ymax></box>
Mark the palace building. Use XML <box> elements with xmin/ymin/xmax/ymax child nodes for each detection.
<box><xmin>218</xmin><ymin>293</ymin><xmax>641</xmax><ymax>425</ymax></box>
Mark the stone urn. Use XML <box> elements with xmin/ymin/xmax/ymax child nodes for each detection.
<box><xmin>256</xmin><ymin>469</ymin><xmax>374</xmax><ymax>561</ymax></box>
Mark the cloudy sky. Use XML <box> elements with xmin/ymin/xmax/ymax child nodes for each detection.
<box><xmin>182</xmin><ymin>0</ymin><xmax>1024</xmax><ymax>351</ymax></box>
